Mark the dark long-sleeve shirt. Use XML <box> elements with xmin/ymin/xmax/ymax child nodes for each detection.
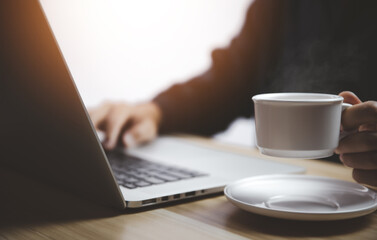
<box><xmin>153</xmin><ymin>0</ymin><xmax>377</xmax><ymax>136</ymax></box>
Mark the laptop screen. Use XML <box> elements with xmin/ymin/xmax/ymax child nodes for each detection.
<box><xmin>0</xmin><ymin>0</ymin><xmax>124</xmax><ymax>208</ymax></box>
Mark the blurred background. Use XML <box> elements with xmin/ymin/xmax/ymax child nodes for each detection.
<box><xmin>40</xmin><ymin>0</ymin><xmax>255</xmax><ymax>147</ymax></box>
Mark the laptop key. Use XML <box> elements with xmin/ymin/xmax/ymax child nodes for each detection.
<box><xmin>135</xmin><ymin>181</ymin><xmax>152</xmax><ymax>187</ymax></box>
<box><xmin>149</xmin><ymin>172</ymin><xmax>179</xmax><ymax>182</ymax></box>
<box><xmin>180</xmin><ymin>170</ymin><xmax>206</xmax><ymax>177</ymax></box>
<box><xmin>165</xmin><ymin>170</ymin><xmax>193</xmax><ymax>179</ymax></box>
<box><xmin>122</xmin><ymin>183</ymin><xmax>137</xmax><ymax>189</ymax></box>
<box><xmin>123</xmin><ymin>177</ymin><xmax>139</xmax><ymax>183</ymax></box>
<box><xmin>144</xmin><ymin>177</ymin><xmax>166</xmax><ymax>184</ymax></box>
<box><xmin>129</xmin><ymin>172</ymin><xmax>150</xmax><ymax>179</ymax></box>
<box><xmin>136</xmin><ymin>168</ymin><xmax>155</xmax><ymax>174</ymax></box>
<box><xmin>123</xmin><ymin>170</ymin><xmax>140</xmax><ymax>176</ymax></box>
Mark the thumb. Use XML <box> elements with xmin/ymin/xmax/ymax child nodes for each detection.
<box><xmin>339</xmin><ymin>91</ymin><xmax>362</xmax><ymax>105</ymax></box>
<box><xmin>122</xmin><ymin>120</ymin><xmax>157</xmax><ymax>148</ymax></box>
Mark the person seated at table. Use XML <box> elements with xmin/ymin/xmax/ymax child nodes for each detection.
<box><xmin>89</xmin><ymin>0</ymin><xmax>377</xmax><ymax>187</ymax></box>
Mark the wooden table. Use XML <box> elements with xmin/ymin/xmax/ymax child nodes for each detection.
<box><xmin>1</xmin><ymin>136</ymin><xmax>376</xmax><ymax>240</ymax></box>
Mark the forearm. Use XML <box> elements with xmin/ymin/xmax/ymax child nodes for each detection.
<box><xmin>153</xmin><ymin>71</ymin><xmax>255</xmax><ymax>136</ymax></box>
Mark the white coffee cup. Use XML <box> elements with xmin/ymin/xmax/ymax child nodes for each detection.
<box><xmin>252</xmin><ymin>93</ymin><xmax>351</xmax><ymax>159</ymax></box>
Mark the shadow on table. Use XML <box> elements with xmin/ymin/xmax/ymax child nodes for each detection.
<box><xmin>225</xmin><ymin>205</ymin><xmax>374</xmax><ymax>237</ymax></box>
<box><xmin>0</xmin><ymin>167</ymin><xmax>120</xmax><ymax>228</ymax></box>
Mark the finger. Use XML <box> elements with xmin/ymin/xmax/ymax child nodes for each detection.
<box><xmin>88</xmin><ymin>102</ymin><xmax>112</xmax><ymax>129</ymax></box>
<box><xmin>339</xmin><ymin>91</ymin><xmax>362</xmax><ymax>105</ymax></box>
<box><xmin>104</xmin><ymin>105</ymin><xmax>132</xmax><ymax>150</ymax></box>
<box><xmin>122</xmin><ymin>119</ymin><xmax>157</xmax><ymax>148</ymax></box>
<box><xmin>341</xmin><ymin>101</ymin><xmax>377</xmax><ymax>131</ymax></box>
<box><xmin>340</xmin><ymin>152</ymin><xmax>377</xmax><ymax>170</ymax></box>
<box><xmin>353</xmin><ymin>169</ymin><xmax>377</xmax><ymax>187</ymax></box>
<box><xmin>336</xmin><ymin>131</ymin><xmax>377</xmax><ymax>154</ymax></box>
<box><xmin>359</xmin><ymin>123</ymin><xmax>377</xmax><ymax>132</ymax></box>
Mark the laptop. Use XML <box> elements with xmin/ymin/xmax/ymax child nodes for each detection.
<box><xmin>0</xmin><ymin>0</ymin><xmax>304</xmax><ymax>209</ymax></box>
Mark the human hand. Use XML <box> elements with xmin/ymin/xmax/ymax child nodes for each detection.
<box><xmin>88</xmin><ymin>102</ymin><xmax>162</xmax><ymax>150</ymax></box>
<box><xmin>335</xmin><ymin>91</ymin><xmax>377</xmax><ymax>188</ymax></box>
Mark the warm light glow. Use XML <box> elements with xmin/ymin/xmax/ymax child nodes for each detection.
<box><xmin>40</xmin><ymin>0</ymin><xmax>252</xmax><ymax>107</ymax></box>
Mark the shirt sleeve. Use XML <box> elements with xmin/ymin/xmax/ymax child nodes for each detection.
<box><xmin>153</xmin><ymin>0</ymin><xmax>282</xmax><ymax>135</ymax></box>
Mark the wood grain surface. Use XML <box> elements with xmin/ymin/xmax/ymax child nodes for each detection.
<box><xmin>0</xmin><ymin>135</ymin><xmax>376</xmax><ymax>240</ymax></box>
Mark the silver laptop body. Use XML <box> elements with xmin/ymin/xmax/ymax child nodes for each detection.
<box><xmin>0</xmin><ymin>0</ymin><xmax>304</xmax><ymax>209</ymax></box>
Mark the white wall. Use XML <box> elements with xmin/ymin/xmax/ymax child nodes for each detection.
<box><xmin>40</xmin><ymin>0</ymin><xmax>255</xmax><ymax>147</ymax></box>
<box><xmin>40</xmin><ymin>0</ymin><xmax>252</xmax><ymax>107</ymax></box>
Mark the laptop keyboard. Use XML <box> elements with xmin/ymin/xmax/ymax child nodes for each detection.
<box><xmin>107</xmin><ymin>151</ymin><xmax>207</xmax><ymax>189</ymax></box>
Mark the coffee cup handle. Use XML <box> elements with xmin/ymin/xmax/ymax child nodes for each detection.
<box><xmin>339</xmin><ymin>103</ymin><xmax>353</xmax><ymax>140</ymax></box>
<box><xmin>342</xmin><ymin>103</ymin><xmax>352</xmax><ymax>111</ymax></box>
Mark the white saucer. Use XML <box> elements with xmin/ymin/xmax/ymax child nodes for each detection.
<box><xmin>224</xmin><ymin>174</ymin><xmax>377</xmax><ymax>221</ymax></box>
